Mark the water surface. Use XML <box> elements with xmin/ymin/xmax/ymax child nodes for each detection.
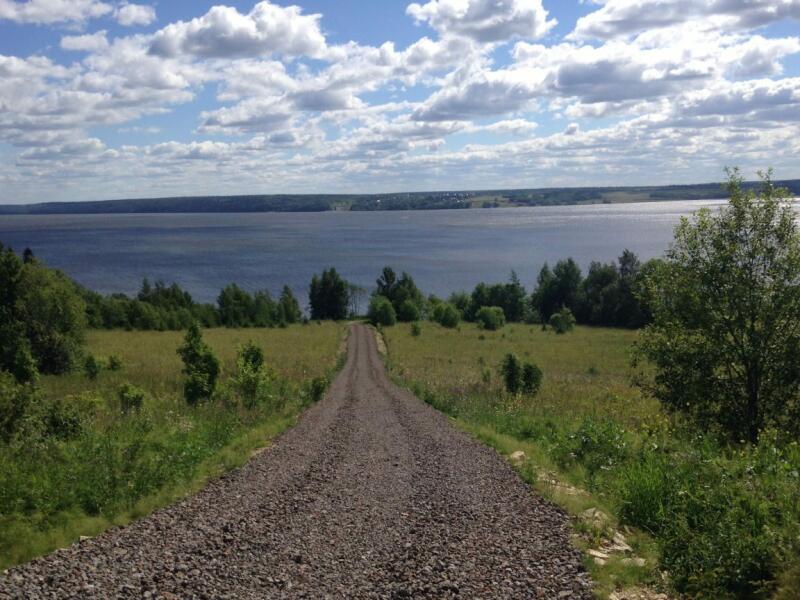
<box><xmin>0</xmin><ymin>200</ymin><xmax>725</xmax><ymax>303</ymax></box>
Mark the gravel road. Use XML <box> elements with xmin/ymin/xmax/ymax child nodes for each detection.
<box><xmin>0</xmin><ymin>323</ymin><xmax>591</xmax><ymax>599</ymax></box>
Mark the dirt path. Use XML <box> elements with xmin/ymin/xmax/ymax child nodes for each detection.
<box><xmin>0</xmin><ymin>323</ymin><xmax>591</xmax><ymax>599</ymax></box>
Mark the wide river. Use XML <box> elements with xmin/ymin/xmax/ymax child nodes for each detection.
<box><xmin>0</xmin><ymin>200</ymin><xmax>725</xmax><ymax>303</ymax></box>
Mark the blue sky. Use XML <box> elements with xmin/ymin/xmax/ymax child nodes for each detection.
<box><xmin>0</xmin><ymin>0</ymin><xmax>799</xmax><ymax>203</ymax></box>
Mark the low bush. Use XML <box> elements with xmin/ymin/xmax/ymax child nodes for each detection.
<box><xmin>368</xmin><ymin>296</ymin><xmax>397</xmax><ymax>326</ymax></box>
<box><xmin>397</xmin><ymin>300</ymin><xmax>420</xmax><ymax>322</ymax></box>
<box><xmin>432</xmin><ymin>302</ymin><xmax>460</xmax><ymax>328</ymax></box>
<box><xmin>84</xmin><ymin>355</ymin><xmax>101</xmax><ymax>380</ymax></box>
<box><xmin>106</xmin><ymin>355</ymin><xmax>123</xmax><ymax>371</ymax></box>
<box><xmin>476</xmin><ymin>306</ymin><xmax>505</xmax><ymax>330</ymax></box>
<box><xmin>410</xmin><ymin>322</ymin><xmax>422</xmax><ymax>337</ymax></box>
<box><xmin>549</xmin><ymin>307</ymin><xmax>576</xmax><ymax>334</ymax></box>
<box><xmin>118</xmin><ymin>383</ymin><xmax>146</xmax><ymax>414</ymax></box>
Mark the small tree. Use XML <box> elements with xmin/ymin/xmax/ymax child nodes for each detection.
<box><xmin>84</xmin><ymin>355</ymin><xmax>101</xmax><ymax>380</ymax></box>
<box><xmin>476</xmin><ymin>306</ymin><xmax>506</xmax><ymax>330</ymax></box>
<box><xmin>279</xmin><ymin>286</ymin><xmax>302</xmax><ymax>324</ymax></box>
<box><xmin>118</xmin><ymin>383</ymin><xmax>146</xmax><ymax>413</ymax></box>
<box><xmin>635</xmin><ymin>169</ymin><xmax>800</xmax><ymax>443</ymax></box>
<box><xmin>501</xmin><ymin>353</ymin><xmax>523</xmax><ymax>394</ymax></box>
<box><xmin>549</xmin><ymin>307</ymin><xmax>576</xmax><ymax>334</ymax></box>
<box><xmin>177</xmin><ymin>323</ymin><xmax>220</xmax><ymax>405</ymax></box>
<box><xmin>233</xmin><ymin>341</ymin><xmax>269</xmax><ymax>409</ymax></box>
<box><xmin>368</xmin><ymin>295</ymin><xmax>397</xmax><ymax>326</ymax></box>
<box><xmin>522</xmin><ymin>362</ymin><xmax>543</xmax><ymax>396</ymax></box>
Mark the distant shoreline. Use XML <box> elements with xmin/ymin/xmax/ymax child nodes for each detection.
<box><xmin>2</xmin><ymin>179</ymin><xmax>798</xmax><ymax>215</ymax></box>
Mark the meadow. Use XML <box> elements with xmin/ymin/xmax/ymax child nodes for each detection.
<box><xmin>0</xmin><ymin>323</ymin><xmax>345</xmax><ymax>569</ymax></box>
<box><xmin>384</xmin><ymin>322</ymin><xmax>800</xmax><ymax>600</ymax></box>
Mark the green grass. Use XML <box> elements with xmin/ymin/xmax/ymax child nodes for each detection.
<box><xmin>0</xmin><ymin>322</ymin><xmax>345</xmax><ymax>569</ymax></box>
<box><xmin>384</xmin><ymin>322</ymin><xmax>800</xmax><ymax>600</ymax></box>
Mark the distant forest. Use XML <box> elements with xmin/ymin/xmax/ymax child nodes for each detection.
<box><xmin>2</xmin><ymin>179</ymin><xmax>799</xmax><ymax>214</ymax></box>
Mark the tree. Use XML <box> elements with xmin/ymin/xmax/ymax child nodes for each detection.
<box><xmin>375</xmin><ymin>266</ymin><xmax>424</xmax><ymax>320</ymax></box>
<box><xmin>218</xmin><ymin>284</ymin><xmax>255</xmax><ymax>327</ymax></box>
<box><xmin>635</xmin><ymin>169</ymin><xmax>800</xmax><ymax>443</ymax></box>
<box><xmin>522</xmin><ymin>362</ymin><xmax>543</xmax><ymax>396</ymax></box>
<box><xmin>476</xmin><ymin>306</ymin><xmax>505</xmax><ymax>330</ymax></box>
<box><xmin>579</xmin><ymin>261</ymin><xmax>620</xmax><ymax>325</ymax></box>
<box><xmin>279</xmin><ymin>286</ymin><xmax>302</xmax><ymax>324</ymax></box>
<box><xmin>368</xmin><ymin>295</ymin><xmax>397</xmax><ymax>326</ymax></box>
<box><xmin>177</xmin><ymin>323</ymin><xmax>220</xmax><ymax>405</ymax></box>
<box><xmin>309</xmin><ymin>268</ymin><xmax>349</xmax><ymax>320</ymax></box>
<box><xmin>501</xmin><ymin>353</ymin><xmax>523</xmax><ymax>394</ymax></box>
<box><xmin>532</xmin><ymin>259</ymin><xmax>582</xmax><ymax>320</ymax></box>
<box><xmin>17</xmin><ymin>260</ymin><xmax>86</xmax><ymax>374</ymax></box>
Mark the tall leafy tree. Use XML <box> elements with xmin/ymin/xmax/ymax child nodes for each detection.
<box><xmin>636</xmin><ymin>169</ymin><xmax>800</xmax><ymax>443</ymax></box>
<box><xmin>279</xmin><ymin>286</ymin><xmax>302</xmax><ymax>323</ymax></box>
<box><xmin>309</xmin><ymin>268</ymin><xmax>349</xmax><ymax>320</ymax></box>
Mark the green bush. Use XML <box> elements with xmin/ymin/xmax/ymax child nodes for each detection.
<box><xmin>501</xmin><ymin>353</ymin><xmax>522</xmax><ymax>394</ymax></box>
<box><xmin>368</xmin><ymin>295</ymin><xmax>397</xmax><ymax>326</ymax></box>
<box><xmin>521</xmin><ymin>362</ymin><xmax>543</xmax><ymax>396</ymax></box>
<box><xmin>307</xmin><ymin>376</ymin><xmax>329</xmax><ymax>403</ymax></box>
<box><xmin>107</xmin><ymin>355</ymin><xmax>123</xmax><ymax>371</ymax></box>
<box><xmin>549</xmin><ymin>307</ymin><xmax>576</xmax><ymax>334</ymax></box>
<box><xmin>0</xmin><ymin>373</ymin><xmax>36</xmax><ymax>442</ymax></box>
<box><xmin>118</xmin><ymin>383</ymin><xmax>146</xmax><ymax>414</ymax></box>
<box><xmin>84</xmin><ymin>355</ymin><xmax>101</xmax><ymax>380</ymax></box>
<box><xmin>432</xmin><ymin>302</ymin><xmax>460</xmax><ymax>328</ymax></box>
<box><xmin>618</xmin><ymin>453</ymin><xmax>676</xmax><ymax>534</ymax></box>
<box><xmin>410</xmin><ymin>322</ymin><xmax>422</xmax><ymax>337</ymax></box>
<box><xmin>397</xmin><ymin>300</ymin><xmax>420</xmax><ymax>322</ymax></box>
<box><xmin>177</xmin><ymin>324</ymin><xmax>220</xmax><ymax>405</ymax></box>
<box><xmin>476</xmin><ymin>306</ymin><xmax>505</xmax><ymax>330</ymax></box>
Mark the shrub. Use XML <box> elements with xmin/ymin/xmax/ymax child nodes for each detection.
<box><xmin>618</xmin><ymin>453</ymin><xmax>675</xmax><ymax>534</ymax></box>
<box><xmin>476</xmin><ymin>306</ymin><xmax>505</xmax><ymax>330</ymax></box>
<box><xmin>410</xmin><ymin>322</ymin><xmax>422</xmax><ymax>337</ymax></box>
<box><xmin>501</xmin><ymin>353</ymin><xmax>522</xmax><ymax>394</ymax></box>
<box><xmin>39</xmin><ymin>397</ymin><xmax>84</xmax><ymax>440</ymax></box>
<box><xmin>397</xmin><ymin>300</ymin><xmax>420</xmax><ymax>323</ymax></box>
<box><xmin>84</xmin><ymin>355</ymin><xmax>101</xmax><ymax>380</ymax></box>
<box><xmin>177</xmin><ymin>324</ymin><xmax>220</xmax><ymax>405</ymax></box>
<box><xmin>107</xmin><ymin>355</ymin><xmax>123</xmax><ymax>371</ymax></box>
<box><xmin>368</xmin><ymin>295</ymin><xmax>397</xmax><ymax>326</ymax></box>
<box><xmin>549</xmin><ymin>307</ymin><xmax>576</xmax><ymax>334</ymax></box>
<box><xmin>432</xmin><ymin>302</ymin><xmax>460</xmax><ymax>328</ymax></box>
<box><xmin>307</xmin><ymin>376</ymin><xmax>329</xmax><ymax>403</ymax></box>
<box><xmin>0</xmin><ymin>372</ymin><xmax>36</xmax><ymax>442</ymax></box>
<box><xmin>521</xmin><ymin>362</ymin><xmax>543</xmax><ymax>396</ymax></box>
<box><xmin>118</xmin><ymin>383</ymin><xmax>146</xmax><ymax>413</ymax></box>
<box><xmin>233</xmin><ymin>342</ymin><xmax>272</xmax><ymax>409</ymax></box>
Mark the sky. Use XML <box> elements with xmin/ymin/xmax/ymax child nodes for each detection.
<box><xmin>0</xmin><ymin>0</ymin><xmax>799</xmax><ymax>204</ymax></box>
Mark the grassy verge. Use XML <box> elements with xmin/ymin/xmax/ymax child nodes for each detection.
<box><xmin>0</xmin><ymin>322</ymin><xmax>346</xmax><ymax>570</ymax></box>
<box><xmin>383</xmin><ymin>322</ymin><xmax>800</xmax><ymax>600</ymax></box>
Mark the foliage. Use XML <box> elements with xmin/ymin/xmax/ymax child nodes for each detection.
<box><xmin>549</xmin><ymin>307</ymin><xmax>576</xmax><ymax>334</ymax></box>
<box><xmin>375</xmin><ymin>267</ymin><xmax>424</xmax><ymax>321</ymax></box>
<box><xmin>521</xmin><ymin>362</ymin><xmax>543</xmax><ymax>396</ymax></box>
<box><xmin>432</xmin><ymin>302</ymin><xmax>460</xmax><ymax>328</ymax></box>
<box><xmin>501</xmin><ymin>353</ymin><xmax>523</xmax><ymax>394</ymax></box>
<box><xmin>635</xmin><ymin>170</ymin><xmax>800</xmax><ymax>443</ymax></box>
<box><xmin>475</xmin><ymin>306</ymin><xmax>506</xmax><ymax>330</ymax></box>
<box><xmin>177</xmin><ymin>324</ymin><xmax>220</xmax><ymax>405</ymax></box>
<box><xmin>0</xmin><ymin>372</ymin><xmax>36</xmax><ymax>442</ymax></box>
<box><xmin>117</xmin><ymin>383</ymin><xmax>145</xmax><ymax>414</ymax></box>
<box><xmin>309</xmin><ymin>268</ymin><xmax>350</xmax><ymax>320</ymax></box>
<box><xmin>532</xmin><ymin>258</ymin><xmax>581</xmax><ymax>320</ymax></box>
<box><xmin>278</xmin><ymin>286</ymin><xmax>302</xmax><ymax>324</ymax></box>
<box><xmin>368</xmin><ymin>295</ymin><xmax>397</xmax><ymax>326</ymax></box>
<box><xmin>410</xmin><ymin>322</ymin><xmax>422</xmax><ymax>337</ymax></box>
<box><xmin>107</xmin><ymin>355</ymin><xmax>122</xmax><ymax>371</ymax></box>
<box><xmin>468</xmin><ymin>272</ymin><xmax>529</xmax><ymax>322</ymax></box>
<box><xmin>84</xmin><ymin>355</ymin><xmax>101</xmax><ymax>380</ymax></box>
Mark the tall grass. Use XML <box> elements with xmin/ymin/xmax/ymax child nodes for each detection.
<box><xmin>0</xmin><ymin>323</ymin><xmax>345</xmax><ymax>569</ymax></box>
<box><xmin>385</xmin><ymin>322</ymin><xmax>800</xmax><ymax>599</ymax></box>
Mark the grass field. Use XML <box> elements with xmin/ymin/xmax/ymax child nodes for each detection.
<box><xmin>383</xmin><ymin>322</ymin><xmax>800</xmax><ymax>600</ymax></box>
<box><xmin>0</xmin><ymin>323</ymin><xmax>345</xmax><ymax>569</ymax></box>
